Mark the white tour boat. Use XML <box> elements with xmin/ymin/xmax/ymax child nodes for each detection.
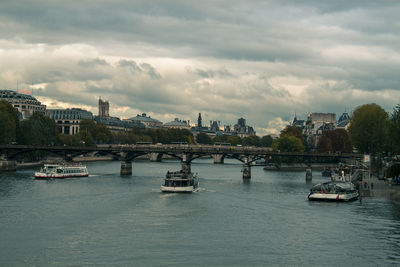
<box><xmin>307</xmin><ymin>181</ymin><xmax>359</xmax><ymax>201</ymax></box>
<box><xmin>161</xmin><ymin>170</ymin><xmax>199</xmax><ymax>193</ymax></box>
<box><xmin>34</xmin><ymin>164</ymin><xmax>89</xmax><ymax>179</ymax></box>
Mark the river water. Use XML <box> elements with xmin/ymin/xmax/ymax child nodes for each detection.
<box><xmin>1</xmin><ymin>159</ymin><xmax>400</xmax><ymax>266</ymax></box>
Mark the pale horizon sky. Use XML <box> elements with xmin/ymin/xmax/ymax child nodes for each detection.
<box><xmin>1</xmin><ymin>1</ymin><xmax>399</xmax><ymax>135</ymax></box>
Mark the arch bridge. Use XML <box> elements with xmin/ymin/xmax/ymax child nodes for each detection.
<box><xmin>0</xmin><ymin>144</ymin><xmax>363</xmax><ymax>179</ymax></box>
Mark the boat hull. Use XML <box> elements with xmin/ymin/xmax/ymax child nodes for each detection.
<box><xmin>161</xmin><ymin>185</ymin><xmax>196</xmax><ymax>193</ymax></box>
<box><xmin>308</xmin><ymin>192</ymin><xmax>359</xmax><ymax>202</ymax></box>
<box><xmin>34</xmin><ymin>173</ymin><xmax>89</xmax><ymax>179</ymax></box>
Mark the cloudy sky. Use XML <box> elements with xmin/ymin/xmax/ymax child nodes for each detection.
<box><xmin>1</xmin><ymin>0</ymin><xmax>399</xmax><ymax>135</ymax></box>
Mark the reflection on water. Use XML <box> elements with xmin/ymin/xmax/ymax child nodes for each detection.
<box><xmin>0</xmin><ymin>159</ymin><xmax>400</xmax><ymax>266</ymax></box>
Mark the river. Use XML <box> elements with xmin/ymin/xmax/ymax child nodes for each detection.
<box><xmin>1</xmin><ymin>159</ymin><xmax>400</xmax><ymax>266</ymax></box>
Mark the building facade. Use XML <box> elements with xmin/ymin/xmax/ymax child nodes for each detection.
<box><xmin>128</xmin><ymin>113</ymin><xmax>163</xmax><ymax>128</ymax></box>
<box><xmin>47</xmin><ymin>108</ymin><xmax>93</xmax><ymax>135</ymax></box>
<box><xmin>233</xmin><ymin>117</ymin><xmax>256</xmax><ymax>138</ymax></box>
<box><xmin>94</xmin><ymin>116</ymin><xmax>145</xmax><ymax>132</ymax></box>
<box><xmin>163</xmin><ymin>118</ymin><xmax>191</xmax><ymax>130</ymax></box>
<box><xmin>0</xmin><ymin>89</ymin><xmax>46</xmax><ymax>119</ymax></box>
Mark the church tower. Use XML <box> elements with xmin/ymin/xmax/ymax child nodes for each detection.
<box><xmin>197</xmin><ymin>112</ymin><xmax>202</xmax><ymax>128</ymax></box>
<box><xmin>98</xmin><ymin>97</ymin><xmax>109</xmax><ymax>117</ymax></box>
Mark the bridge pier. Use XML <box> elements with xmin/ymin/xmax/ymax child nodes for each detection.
<box><xmin>120</xmin><ymin>160</ymin><xmax>132</xmax><ymax>176</ymax></box>
<box><xmin>180</xmin><ymin>154</ymin><xmax>192</xmax><ymax>173</ymax></box>
<box><xmin>306</xmin><ymin>167</ymin><xmax>312</xmax><ymax>181</ymax></box>
<box><xmin>213</xmin><ymin>154</ymin><xmax>225</xmax><ymax>164</ymax></box>
<box><xmin>242</xmin><ymin>164</ymin><xmax>251</xmax><ymax>179</ymax></box>
<box><xmin>241</xmin><ymin>157</ymin><xmax>252</xmax><ymax>179</ymax></box>
<box><xmin>181</xmin><ymin>161</ymin><xmax>191</xmax><ymax>174</ymax></box>
<box><xmin>150</xmin><ymin>152</ymin><xmax>163</xmax><ymax>162</ymax></box>
<box><xmin>0</xmin><ymin>160</ymin><xmax>17</xmax><ymax>171</ymax></box>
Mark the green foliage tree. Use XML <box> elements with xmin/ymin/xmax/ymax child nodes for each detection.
<box><xmin>76</xmin><ymin>130</ymin><xmax>95</xmax><ymax>146</ymax></box>
<box><xmin>213</xmin><ymin>135</ymin><xmax>228</xmax><ymax>144</ymax></box>
<box><xmin>260</xmin><ymin>135</ymin><xmax>273</xmax><ymax>147</ymax></box>
<box><xmin>280</xmin><ymin>126</ymin><xmax>303</xmax><ymax>141</ymax></box>
<box><xmin>196</xmin><ymin>133</ymin><xmax>213</xmax><ymax>144</ymax></box>
<box><xmin>19</xmin><ymin>112</ymin><xmax>58</xmax><ymax>145</ymax></box>
<box><xmin>95</xmin><ymin>124</ymin><xmax>113</xmax><ymax>144</ymax></box>
<box><xmin>57</xmin><ymin>134</ymin><xmax>80</xmax><ymax>146</ymax></box>
<box><xmin>389</xmin><ymin>104</ymin><xmax>400</xmax><ymax>153</ymax></box>
<box><xmin>0</xmin><ymin>100</ymin><xmax>19</xmax><ymax>144</ymax></box>
<box><xmin>348</xmin><ymin>104</ymin><xmax>389</xmax><ymax>153</ymax></box>
<box><xmin>226</xmin><ymin>135</ymin><xmax>242</xmax><ymax>146</ymax></box>
<box><xmin>242</xmin><ymin>135</ymin><xmax>261</xmax><ymax>146</ymax></box>
<box><xmin>79</xmin><ymin>119</ymin><xmax>112</xmax><ymax>145</ymax></box>
<box><xmin>272</xmin><ymin>135</ymin><xmax>305</xmax><ymax>152</ymax></box>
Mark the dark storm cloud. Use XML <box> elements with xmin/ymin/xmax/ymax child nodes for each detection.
<box><xmin>0</xmin><ymin>0</ymin><xmax>399</xmax><ymax>134</ymax></box>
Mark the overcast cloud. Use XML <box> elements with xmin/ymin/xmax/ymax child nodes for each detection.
<box><xmin>1</xmin><ymin>0</ymin><xmax>399</xmax><ymax>135</ymax></box>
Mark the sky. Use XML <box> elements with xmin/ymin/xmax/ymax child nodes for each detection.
<box><xmin>0</xmin><ymin>0</ymin><xmax>399</xmax><ymax>136</ymax></box>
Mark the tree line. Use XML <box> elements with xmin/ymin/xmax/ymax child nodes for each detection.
<box><xmin>269</xmin><ymin>103</ymin><xmax>400</xmax><ymax>156</ymax></box>
<box><xmin>0</xmin><ymin>100</ymin><xmax>273</xmax><ymax>147</ymax></box>
<box><xmin>2</xmin><ymin>100</ymin><xmax>400</xmax><ymax>156</ymax></box>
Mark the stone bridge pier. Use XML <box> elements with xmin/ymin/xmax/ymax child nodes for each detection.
<box><xmin>120</xmin><ymin>160</ymin><xmax>132</xmax><ymax>175</ymax></box>
<box><xmin>181</xmin><ymin>153</ymin><xmax>192</xmax><ymax>173</ymax></box>
<box><xmin>150</xmin><ymin>152</ymin><xmax>163</xmax><ymax>162</ymax></box>
<box><xmin>0</xmin><ymin>153</ymin><xmax>17</xmax><ymax>171</ymax></box>
<box><xmin>120</xmin><ymin>152</ymin><xmax>132</xmax><ymax>176</ymax></box>
<box><xmin>242</xmin><ymin>157</ymin><xmax>251</xmax><ymax>179</ymax></box>
<box><xmin>213</xmin><ymin>154</ymin><xmax>225</xmax><ymax>164</ymax></box>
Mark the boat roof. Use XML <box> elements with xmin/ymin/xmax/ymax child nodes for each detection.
<box><xmin>313</xmin><ymin>181</ymin><xmax>355</xmax><ymax>189</ymax></box>
<box><xmin>43</xmin><ymin>164</ymin><xmax>86</xmax><ymax>167</ymax></box>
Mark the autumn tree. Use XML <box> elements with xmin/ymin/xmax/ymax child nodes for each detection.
<box><xmin>317</xmin><ymin>129</ymin><xmax>352</xmax><ymax>153</ymax></box>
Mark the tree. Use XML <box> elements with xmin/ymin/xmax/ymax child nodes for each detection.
<box><xmin>76</xmin><ymin>130</ymin><xmax>95</xmax><ymax>146</ymax></box>
<box><xmin>57</xmin><ymin>134</ymin><xmax>80</xmax><ymax>146</ymax></box>
<box><xmin>79</xmin><ymin>119</ymin><xmax>112</xmax><ymax>144</ymax></box>
<box><xmin>95</xmin><ymin>124</ymin><xmax>112</xmax><ymax>144</ymax></box>
<box><xmin>280</xmin><ymin>126</ymin><xmax>303</xmax><ymax>141</ymax></box>
<box><xmin>19</xmin><ymin>112</ymin><xmax>58</xmax><ymax>145</ymax></box>
<box><xmin>242</xmin><ymin>135</ymin><xmax>261</xmax><ymax>146</ymax></box>
<box><xmin>348</xmin><ymin>104</ymin><xmax>389</xmax><ymax>153</ymax></box>
<box><xmin>272</xmin><ymin>135</ymin><xmax>305</xmax><ymax>152</ymax></box>
<box><xmin>317</xmin><ymin>136</ymin><xmax>333</xmax><ymax>153</ymax></box>
<box><xmin>226</xmin><ymin>136</ymin><xmax>242</xmax><ymax>146</ymax></box>
<box><xmin>389</xmin><ymin>104</ymin><xmax>400</xmax><ymax>153</ymax></box>
<box><xmin>317</xmin><ymin>129</ymin><xmax>352</xmax><ymax>153</ymax></box>
<box><xmin>196</xmin><ymin>133</ymin><xmax>213</xmax><ymax>144</ymax></box>
<box><xmin>260</xmin><ymin>135</ymin><xmax>273</xmax><ymax>147</ymax></box>
<box><xmin>213</xmin><ymin>135</ymin><xmax>228</xmax><ymax>144</ymax></box>
<box><xmin>0</xmin><ymin>100</ymin><xmax>19</xmax><ymax>144</ymax></box>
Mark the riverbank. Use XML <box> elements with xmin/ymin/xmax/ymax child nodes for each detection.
<box><xmin>360</xmin><ymin>175</ymin><xmax>400</xmax><ymax>203</ymax></box>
